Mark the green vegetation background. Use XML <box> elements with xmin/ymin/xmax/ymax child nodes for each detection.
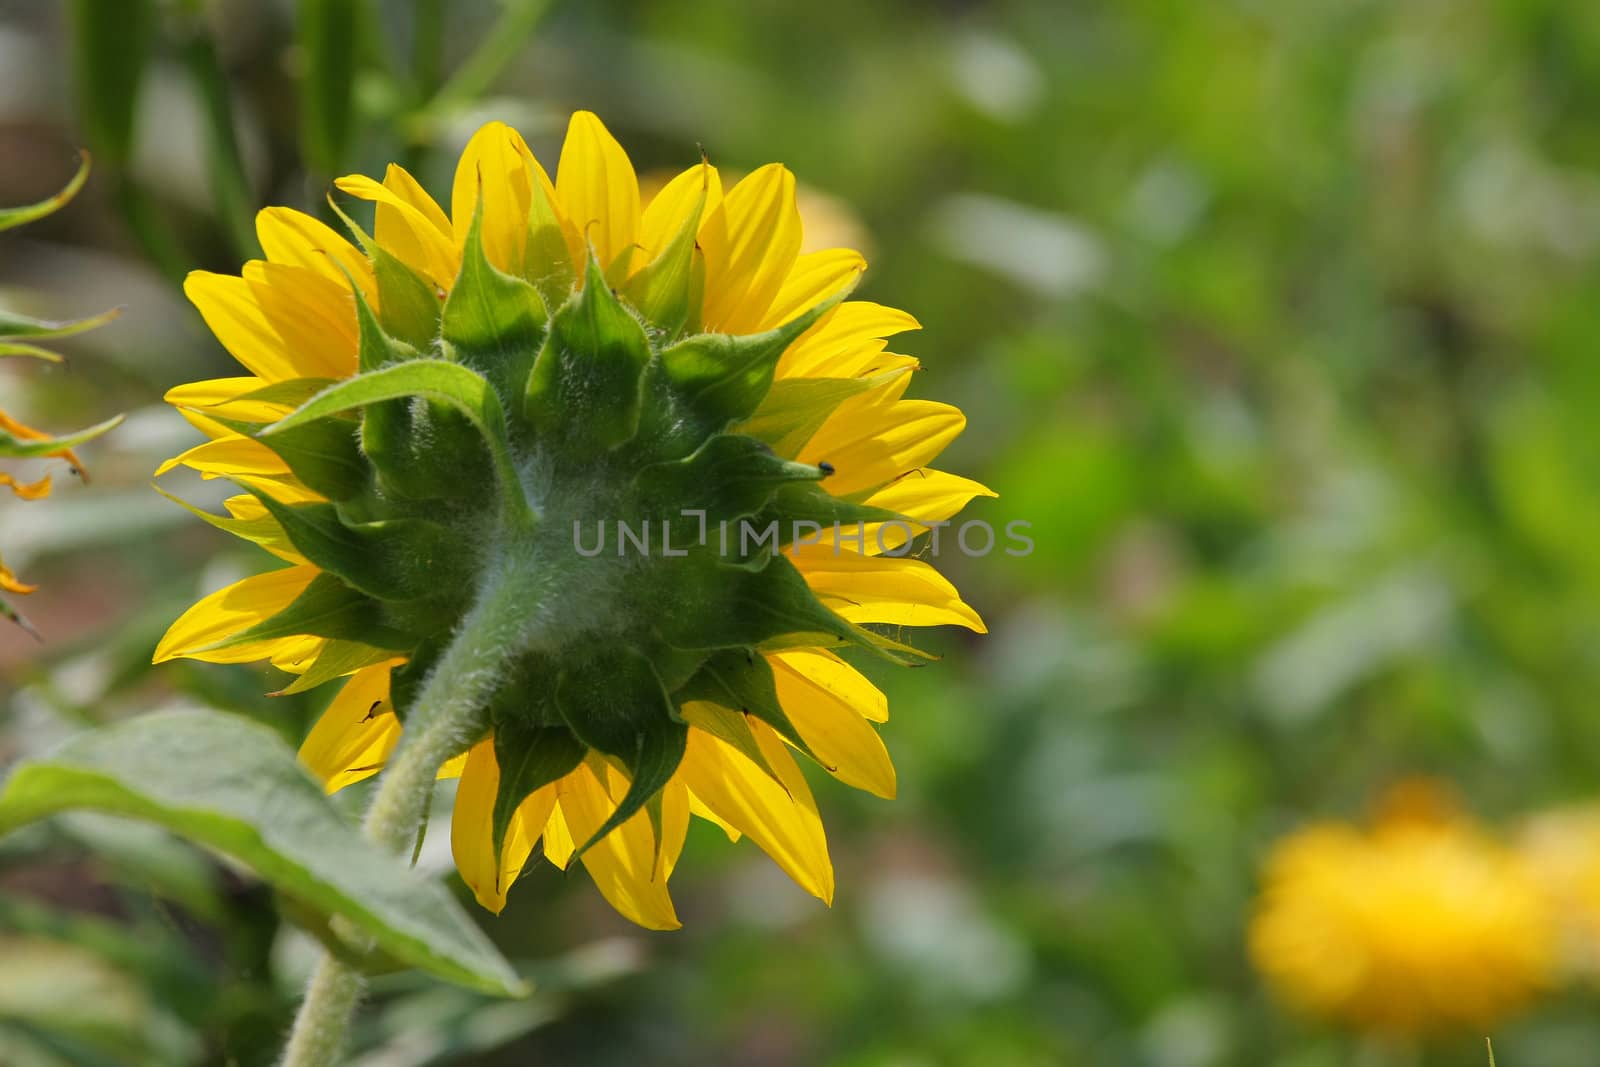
<box><xmin>4</xmin><ymin>0</ymin><xmax>1600</xmax><ymax>1063</ymax></box>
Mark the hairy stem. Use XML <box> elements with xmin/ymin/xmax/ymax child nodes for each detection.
<box><xmin>279</xmin><ymin>564</ymin><xmax>532</xmax><ymax>1066</ymax></box>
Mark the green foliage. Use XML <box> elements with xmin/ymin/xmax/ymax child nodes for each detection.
<box><xmin>67</xmin><ymin>0</ymin><xmax>154</xmax><ymax>166</ymax></box>
<box><xmin>294</xmin><ymin>0</ymin><xmax>359</xmax><ymax>176</ymax></box>
<box><xmin>0</xmin><ymin>710</ymin><xmax>523</xmax><ymax>997</ymax></box>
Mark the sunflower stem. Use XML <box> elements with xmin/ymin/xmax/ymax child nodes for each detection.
<box><xmin>280</xmin><ymin>562</ymin><xmax>533</xmax><ymax>1066</ymax></box>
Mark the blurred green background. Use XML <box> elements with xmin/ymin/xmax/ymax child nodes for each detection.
<box><xmin>5</xmin><ymin>0</ymin><xmax>1600</xmax><ymax>1063</ymax></box>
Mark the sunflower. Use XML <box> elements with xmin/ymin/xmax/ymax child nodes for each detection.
<box><xmin>154</xmin><ymin>113</ymin><xmax>991</xmax><ymax>928</ymax></box>
<box><xmin>1249</xmin><ymin>781</ymin><xmax>1555</xmax><ymax>1036</ymax></box>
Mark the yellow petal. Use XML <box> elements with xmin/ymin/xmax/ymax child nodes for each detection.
<box><xmin>0</xmin><ymin>561</ymin><xmax>37</xmax><ymax>595</ymax></box>
<box><xmin>450</xmin><ymin>122</ymin><xmax>534</xmax><ymax>272</ymax></box>
<box><xmin>769</xmin><ymin>653</ymin><xmax>895</xmax><ymax>798</ymax></box>
<box><xmin>184</xmin><ymin>271</ymin><xmax>308</xmax><ymax>382</ymax></box>
<box><xmin>382</xmin><ymin>163</ymin><xmax>452</xmax><ymax>237</ymax></box>
<box><xmin>255</xmin><ymin>207</ymin><xmax>376</xmax><ymax>302</ymax></box>
<box><xmin>242</xmin><ymin>262</ymin><xmax>357</xmax><ymax>379</ymax></box>
<box><xmin>555</xmin><ymin>111</ymin><xmax>640</xmax><ymax>276</ymax></box>
<box><xmin>153</xmin><ymin>564</ymin><xmax>319</xmax><ymax>663</ymax></box>
<box><xmin>541</xmin><ymin>802</ymin><xmax>575</xmax><ymax>869</ymax></box>
<box><xmin>680</xmin><ymin>723</ymin><xmax>833</xmax><ymax>903</ymax></box>
<box><xmin>155</xmin><ymin>434</ymin><xmax>292</xmax><ymax>480</ymax></box>
<box><xmin>820</xmin><ymin>469</ymin><xmax>998</xmax><ymax>555</ymax></box>
<box><xmin>799</xmin><ymin>399</ymin><xmax>966</xmax><ymax>497</ymax></box>
<box><xmin>637</xmin><ymin>163</ymin><xmax>722</xmax><ymax>262</ymax></box>
<box><xmin>164</xmin><ymin>376</ymin><xmax>265</xmax><ymax>408</ymax></box>
<box><xmin>777</xmin><ymin>301</ymin><xmax>921</xmax><ymax>379</ymax></box>
<box><xmin>866</xmin><ymin>469</ymin><xmax>996</xmax><ymax>522</ymax></box>
<box><xmin>267</xmin><ymin>637</ymin><xmax>330</xmax><ymax>673</ymax></box>
<box><xmin>761</xmin><ymin>248</ymin><xmax>866</xmax><ymax>329</ymax></box>
<box><xmin>298</xmin><ymin>661</ymin><xmax>404</xmax><ymax>792</ymax></box>
<box><xmin>554</xmin><ymin>758</ymin><xmax>681</xmax><ymax>930</ymax></box>
<box><xmin>768</xmin><ymin>648</ymin><xmax>888</xmax><ymax>723</ymax></box>
<box><xmin>700</xmin><ymin>164</ymin><xmax>803</xmax><ymax>335</ymax></box>
<box><xmin>0</xmin><ymin>471</ymin><xmax>52</xmax><ymax>501</ymax></box>
<box><xmin>334</xmin><ymin>174</ymin><xmax>460</xmax><ymax>285</ymax></box>
<box><xmin>793</xmin><ymin>548</ymin><xmax>986</xmax><ymax>633</ymax></box>
<box><xmin>165</xmin><ymin>375</ymin><xmax>307</xmax><ymax>427</ymax></box>
<box><xmin>220</xmin><ymin>495</ymin><xmax>306</xmax><ymax>564</ymax></box>
<box><xmin>451</xmin><ymin>737</ymin><xmax>558</xmax><ymax>914</ymax></box>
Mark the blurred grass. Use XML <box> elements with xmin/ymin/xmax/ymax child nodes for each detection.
<box><xmin>5</xmin><ymin>0</ymin><xmax>1600</xmax><ymax>1063</ymax></box>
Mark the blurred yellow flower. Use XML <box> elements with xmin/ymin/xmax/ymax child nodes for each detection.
<box><xmin>1249</xmin><ymin>781</ymin><xmax>1555</xmax><ymax>1036</ymax></box>
<box><xmin>1519</xmin><ymin>805</ymin><xmax>1600</xmax><ymax>978</ymax></box>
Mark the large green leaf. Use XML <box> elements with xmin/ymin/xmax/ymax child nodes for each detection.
<box><xmin>0</xmin><ymin>710</ymin><xmax>526</xmax><ymax>997</ymax></box>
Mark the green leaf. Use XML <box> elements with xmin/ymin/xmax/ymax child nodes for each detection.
<box><xmin>0</xmin><ymin>306</ymin><xmax>122</xmax><ymax>341</ymax></box>
<box><xmin>295</xmin><ymin>0</ymin><xmax>358</xmax><ymax>175</ymax></box>
<box><xmin>0</xmin><ymin>153</ymin><xmax>90</xmax><ymax>233</ymax></box>
<box><xmin>676</xmin><ymin>649</ymin><xmax>822</xmax><ymax>765</ymax></box>
<box><xmin>0</xmin><ymin>342</ymin><xmax>66</xmax><ymax>362</ymax></box>
<box><xmin>734</xmin><ymin>370</ymin><xmax>905</xmax><ymax>458</ymax></box>
<box><xmin>0</xmin><ymin>710</ymin><xmax>526</xmax><ymax>997</ymax></box>
<box><xmin>489</xmin><ymin>722</ymin><xmax>584</xmax><ymax>865</ymax></box>
<box><xmin>524</xmin><ymin>256</ymin><xmax>653</xmax><ymax>453</ymax></box>
<box><xmin>443</xmin><ymin>195</ymin><xmax>548</xmax><ymax>405</ymax></box>
<box><xmin>655</xmin><ymin>291</ymin><xmax>848</xmax><ymax>445</ymax></box>
<box><xmin>0</xmin><ymin>934</ymin><xmax>196</xmax><ymax>1066</ymax></box>
<box><xmin>194</xmin><ymin>572</ymin><xmax>412</xmax><ymax>654</ymax></box>
<box><xmin>68</xmin><ymin>0</ymin><xmax>155</xmax><ymax>165</ymax></box>
<box><xmin>242</xmin><ymin>489</ymin><xmax>461</xmax><ymax>602</ymax></box>
<box><xmin>554</xmin><ymin>650</ymin><xmax>687</xmax><ymax>857</ymax></box>
<box><xmin>0</xmin><ymin>415</ymin><xmax>122</xmax><ymax>460</ymax></box>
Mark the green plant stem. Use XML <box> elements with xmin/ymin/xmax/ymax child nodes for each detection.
<box><xmin>278</xmin><ymin>564</ymin><xmax>534</xmax><ymax>1066</ymax></box>
<box><xmin>174</xmin><ymin>1</ymin><xmax>259</xmax><ymax>261</ymax></box>
<box><xmin>113</xmin><ymin>176</ymin><xmax>188</xmax><ymax>283</ymax></box>
<box><xmin>406</xmin><ymin>0</ymin><xmax>551</xmax><ymax>144</ymax></box>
